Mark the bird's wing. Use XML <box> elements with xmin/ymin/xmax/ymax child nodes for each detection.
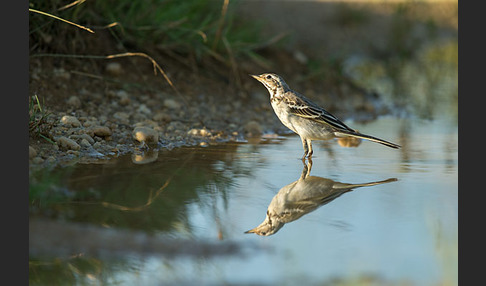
<box><xmin>284</xmin><ymin>92</ymin><xmax>355</xmax><ymax>132</ymax></box>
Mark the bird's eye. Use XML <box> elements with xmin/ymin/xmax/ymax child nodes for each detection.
<box><xmin>266</xmin><ymin>75</ymin><xmax>272</xmax><ymax>80</ymax></box>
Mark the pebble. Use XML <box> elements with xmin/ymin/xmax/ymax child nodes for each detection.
<box><xmin>79</xmin><ymin>138</ymin><xmax>92</xmax><ymax>148</ymax></box>
<box><xmin>53</xmin><ymin>68</ymin><xmax>71</xmax><ymax>80</ymax></box>
<box><xmin>243</xmin><ymin>121</ymin><xmax>262</xmax><ymax>137</ymax></box>
<box><xmin>113</xmin><ymin>112</ymin><xmax>130</xmax><ymax>124</ymax></box>
<box><xmin>29</xmin><ymin>146</ymin><xmax>37</xmax><ymax>159</ymax></box>
<box><xmin>66</xmin><ymin>96</ymin><xmax>82</xmax><ymax>108</ymax></box>
<box><xmin>32</xmin><ymin>157</ymin><xmax>44</xmax><ymax>164</ymax></box>
<box><xmin>164</xmin><ymin>99</ymin><xmax>181</xmax><ymax>110</ymax></box>
<box><xmin>70</xmin><ymin>133</ymin><xmax>95</xmax><ymax>144</ymax></box>
<box><xmin>60</xmin><ymin>115</ymin><xmax>81</xmax><ymax>127</ymax></box>
<box><xmin>116</xmin><ymin>90</ymin><xmax>130</xmax><ymax>106</ymax></box>
<box><xmin>88</xmin><ymin>126</ymin><xmax>112</xmax><ymax>137</ymax></box>
<box><xmin>56</xmin><ymin>136</ymin><xmax>81</xmax><ymax>151</ymax></box>
<box><xmin>138</xmin><ymin>104</ymin><xmax>152</xmax><ymax>115</ymax></box>
<box><xmin>132</xmin><ymin>126</ymin><xmax>159</xmax><ymax>144</ymax></box>
<box><xmin>93</xmin><ymin>142</ymin><xmax>103</xmax><ymax>149</ymax></box>
<box><xmin>337</xmin><ymin>136</ymin><xmax>362</xmax><ymax>148</ymax></box>
<box><xmin>105</xmin><ymin>62</ymin><xmax>123</xmax><ymax>76</ymax></box>
<box><xmin>187</xmin><ymin>128</ymin><xmax>212</xmax><ymax>137</ymax></box>
<box><xmin>153</xmin><ymin>112</ymin><xmax>172</xmax><ymax>123</ymax></box>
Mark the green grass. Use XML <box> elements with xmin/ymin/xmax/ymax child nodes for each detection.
<box><xmin>29</xmin><ymin>94</ymin><xmax>54</xmax><ymax>143</ymax></box>
<box><xmin>29</xmin><ymin>0</ymin><xmax>265</xmax><ymax>63</ymax></box>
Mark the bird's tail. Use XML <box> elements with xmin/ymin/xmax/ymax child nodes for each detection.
<box><xmin>332</xmin><ymin>178</ymin><xmax>398</xmax><ymax>190</ymax></box>
<box><xmin>334</xmin><ymin>130</ymin><xmax>401</xmax><ymax>149</ymax></box>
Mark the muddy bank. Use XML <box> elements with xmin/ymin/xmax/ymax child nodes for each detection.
<box><xmin>29</xmin><ymin>50</ymin><xmax>392</xmax><ymax>169</ymax></box>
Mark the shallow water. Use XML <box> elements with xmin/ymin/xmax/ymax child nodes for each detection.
<box><xmin>29</xmin><ymin>116</ymin><xmax>457</xmax><ymax>285</ymax></box>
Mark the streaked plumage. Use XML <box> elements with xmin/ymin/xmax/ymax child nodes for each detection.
<box><xmin>251</xmin><ymin>73</ymin><xmax>400</xmax><ymax>159</ymax></box>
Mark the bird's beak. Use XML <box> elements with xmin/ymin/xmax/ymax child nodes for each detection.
<box><xmin>250</xmin><ymin>74</ymin><xmax>262</xmax><ymax>81</ymax></box>
<box><xmin>244</xmin><ymin>228</ymin><xmax>256</xmax><ymax>234</ymax></box>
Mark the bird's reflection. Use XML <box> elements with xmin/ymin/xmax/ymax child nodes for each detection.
<box><xmin>245</xmin><ymin>160</ymin><xmax>397</xmax><ymax>236</ymax></box>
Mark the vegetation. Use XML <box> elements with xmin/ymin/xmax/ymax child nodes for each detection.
<box><xmin>29</xmin><ymin>0</ymin><xmax>266</xmax><ymax>64</ymax></box>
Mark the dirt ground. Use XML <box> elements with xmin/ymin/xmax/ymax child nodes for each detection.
<box><xmin>28</xmin><ymin>0</ymin><xmax>458</xmax><ymax>169</ymax></box>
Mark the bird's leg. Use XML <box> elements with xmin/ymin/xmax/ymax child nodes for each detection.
<box><xmin>306</xmin><ymin>140</ymin><xmax>313</xmax><ymax>158</ymax></box>
<box><xmin>300</xmin><ymin>138</ymin><xmax>314</xmax><ymax>160</ymax></box>
<box><xmin>301</xmin><ymin>137</ymin><xmax>309</xmax><ymax>160</ymax></box>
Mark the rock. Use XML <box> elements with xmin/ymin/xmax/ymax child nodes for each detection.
<box><xmin>66</xmin><ymin>96</ymin><xmax>81</xmax><ymax>108</ymax></box>
<box><xmin>32</xmin><ymin>157</ymin><xmax>44</xmax><ymax>164</ymax></box>
<box><xmin>164</xmin><ymin>99</ymin><xmax>181</xmax><ymax>110</ymax></box>
<box><xmin>187</xmin><ymin>128</ymin><xmax>212</xmax><ymax>137</ymax></box>
<box><xmin>116</xmin><ymin>90</ymin><xmax>130</xmax><ymax>106</ymax></box>
<box><xmin>105</xmin><ymin>62</ymin><xmax>123</xmax><ymax>76</ymax></box>
<box><xmin>243</xmin><ymin>121</ymin><xmax>262</xmax><ymax>137</ymax></box>
<box><xmin>60</xmin><ymin>115</ymin><xmax>81</xmax><ymax>127</ymax></box>
<box><xmin>337</xmin><ymin>136</ymin><xmax>362</xmax><ymax>148</ymax></box>
<box><xmin>88</xmin><ymin>126</ymin><xmax>112</xmax><ymax>137</ymax></box>
<box><xmin>138</xmin><ymin>104</ymin><xmax>152</xmax><ymax>115</ymax></box>
<box><xmin>56</xmin><ymin>136</ymin><xmax>81</xmax><ymax>151</ymax></box>
<box><xmin>29</xmin><ymin>146</ymin><xmax>37</xmax><ymax>159</ymax></box>
<box><xmin>53</xmin><ymin>68</ymin><xmax>71</xmax><ymax>80</ymax></box>
<box><xmin>153</xmin><ymin>112</ymin><xmax>171</xmax><ymax>123</ymax></box>
<box><xmin>132</xmin><ymin>126</ymin><xmax>159</xmax><ymax>144</ymax></box>
<box><xmin>79</xmin><ymin>138</ymin><xmax>92</xmax><ymax>148</ymax></box>
<box><xmin>70</xmin><ymin>133</ymin><xmax>95</xmax><ymax>144</ymax></box>
<box><xmin>93</xmin><ymin>142</ymin><xmax>103</xmax><ymax>149</ymax></box>
<box><xmin>113</xmin><ymin>112</ymin><xmax>130</xmax><ymax>124</ymax></box>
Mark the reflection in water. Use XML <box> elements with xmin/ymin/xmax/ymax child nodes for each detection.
<box><xmin>245</xmin><ymin>160</ymin><xmax>397</xmax><ymax>236</ymax></box>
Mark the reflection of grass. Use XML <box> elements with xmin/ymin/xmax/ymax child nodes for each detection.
<box><xmin>29</xmin><ymin>170</ymin><xmax>69</xmax><ymax>210</ymax></box>
<box><xmin>29</xmin><ymin>255</ymin><xmax>112</xmax><ymax>286</ymax></box>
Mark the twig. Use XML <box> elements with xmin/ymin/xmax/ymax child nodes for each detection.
<box><xmin>101</xmin><ymin>179</ymin><xmax>171</xmax><ymax>211</ymax></box>
<box><xmin>212</xmin><ymin>0</ymin><xmax>230</xmax><ymax>50</ymax></box>
<box><xmin>57</xmin><ymin>0</ymin><xmax>86</xmax><ymax>11</ymax></box>
<box><xmin>29</xmin><ymin>8</ymin><xmax>94</xmax><ymax>34</ymax></box>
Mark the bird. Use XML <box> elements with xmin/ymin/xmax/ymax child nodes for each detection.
<box><xmin>245</xmin><ymin>159</ymin><xmax>397</xmax><ymax>236</ymax></box>
<box><xmin>250</xmin><ymin>73</ymin><xmax>400</xmax><ymax>159</ymax></box>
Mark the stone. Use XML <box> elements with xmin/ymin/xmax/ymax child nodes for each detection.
<box><xmin>60</xmin><ymin>115</ymin><xmax>81</xmax><ymax>127</ymax></box>
<box><xmin>105</xmin><ymin>62</ymin><xmax>123</xmax><ymax>76</ymax></box>
<box><xmin>66</xmin><ymin>96</ymin><xmax>81</xmax><ymax>108</ymax></box>
<box><xmin>138</xmin><ymin>104</ymin><xmax>152</xmax><ymax>115</ymax></box>
<box><xmin>153</xmin><ymin>112</ymin><xmax>171</xmax><ymax>123</ymax></box>
<box><xmin>29</xmin><ymin>146</ymin><xmax>37</xmax><ymax>159</ymax></box>
<box><xmin>113</xmin><ymin>112</ymin><xmax>130</xmax><ymax>124</ymax></box>
<box><xmin>164</xmin><ymin>99</ymin><xmax>181</xmax><ymax>110</ymax></box>
<box><xmin>79</xmin><ymin>138</ymin><xmax>92</xmax><ymax>148</ymax></box>
<box><xmin>187</xmin><ymin>128</ymin><xmax>212</xmax><ymax>137</ymax></box>
<box><xmin>32</xmin><ymin>157</ymin><xmax>44</xmax><ymax>164</ymax></box>
<box><xmin>243</xmin><ymin>121</ymin><xmax>262</xmax><ymax>137</ymax></box>
<box><xmin>53</xmin><ymin>68</ymin><xmax>71</xmax><ymax>80</ymax></box>
<box><xmin>56</xmin><ymin>136</ymin><xmax>81</xmax><ymax>151</ymax></box>
<box><xmin>116</xmin><ymin>90</ymin><xmax>130</xmax><ymax>106</ymax></box>
<box><xmin>70</xmin><ymin>133</ymin><xmax>95</xmax><ymax>144</ymax></box>
<box><xmin>88</xmin><ymin>126</ymin><xmax>112</xmax><ymax>137</ymax></box>
<box><xmin>132</xmin><ymin>126</ymin><xmax>159</xmax><ymax>144</ymax></box>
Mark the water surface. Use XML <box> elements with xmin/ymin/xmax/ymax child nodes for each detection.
<box><xmin>30</xmin><ymin>116</ymin><xmax>457</xmax><ymax>285</ymax></box>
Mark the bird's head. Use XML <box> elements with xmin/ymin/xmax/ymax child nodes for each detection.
<box><xmin>244</xmin><ymin>211</ymin><xmax>284</xmax><ymax>236</ymax></box>
<box><xmin>250</xmin><ymin>73</ymin><xmax>290</xmax><ymax>98</ymax></box>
